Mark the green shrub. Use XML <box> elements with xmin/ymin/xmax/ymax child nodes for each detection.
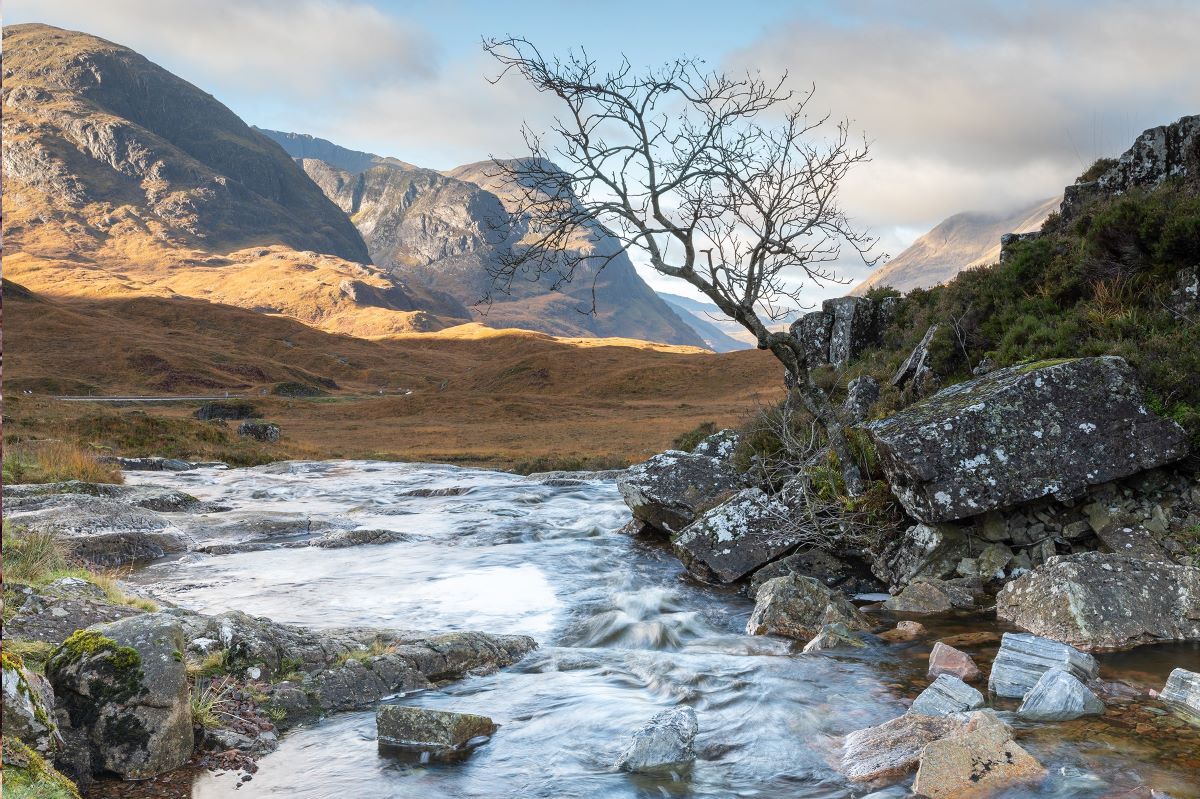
<box><xmin>671</xmin><ymin>421</ymin><xmax>717</xmax><ymax>452</ymax></box>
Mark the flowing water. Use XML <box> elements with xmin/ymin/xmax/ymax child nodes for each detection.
<box><xmin>124</xmin><ymin>461</ymin><xmax>1200</xmax><ymax>799</ymax></box>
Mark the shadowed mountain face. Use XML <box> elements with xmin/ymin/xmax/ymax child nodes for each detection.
<box><xmin>853</xmin><ymin>196</ymin><xmax>1060</xmax><ymax>295</ymax></box>
<box><xmin>2</xmin><ymin>23</ymin><xmax>370</xmax><ymax>262</ymax></box>
<box><xmin>261</xmin><ymin>130</ymin><xmax>709</xmax><ymax>347</ymax></box>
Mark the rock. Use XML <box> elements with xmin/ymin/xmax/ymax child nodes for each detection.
<box><xmin>194</xmin><ymin>401</ymin><xmax>257</xmax><ymax>421</ymax></box>
<box><xmin>237</xmin><ymin>421</ymin><xmax>281</xmax><ymax>442</ymax></box>
<box><xmin>892</xmin><ymin>324</ymin><xmax>939</xmax><ymax>389</ymax></box>
<box><xmin>748</xmin><ymin>550</ymin><xmax>855</xmax><ymax>597</ymax></box>
<box><xmin>865</xmin><ymin>357</ymin><xmax>1188</xmax><ymax>523</ymax></box>
<box><xmin>910</xmin><ymin>674</ymin><xmax>985</xmax><ymax>716</ymax></box>
<box><xmin>3</xmin><ymin>653</ymin><xmax>62</xmax><ymax>755</ymax></box>
<box><xmin>871</xmin><ymin>523</ymin><xmax>969</xmax><ymax>589</ymax></box>
<box><xmin>1017</xmin><ymin>668</ymin><xmax>1105</xmax><ymax>721</ymax></box>
<box><xmin>802</xmin><ymin>622</ymin><xmax>869</xmax><ymax>653</ymax></box>
<box><xmin>790</xmin><ymin>310</ymin><xmax>833</xmax><ymax>366</ymax></box>
<box><xmin>842</xmin><ymin>376</ymin><xmax>880</xmax><ymax>423</ymax></box>
<box><xmin>96</xmin><ymin>456</ymin><xmax>195</xmax><ymax>471</ymax></box>
<box><xmin>5</xmin><ymin>495</ymin><xmax>186</xmax><ymax>567</ymax></box>
<box><xmin>988</xmin><ymin>632</ymin><xmax>1098</xmax><ymax>699</ymax></box>
<box><xmin>4</xmin><ymin>580</ymin><xmax>143</xmax><ymax>644</ymax></box>
<box><xmin>47</xmin><ymin>614</ymin><xmax>193</xmax><ymax>780</ymax></box>
<box><xmin>1159</xmin><ymin>668</ymin><xmax>1200</xmax><ymax>726</ymax></box>
<box><xmin>839</xmin><ymin>709</ymin><xmax>989</xmax><ymax>782</ymax></box>
<box><xmin>4</xmin><ymin>482</ymin><xmax>206</xmax><ymax>513</ymax></box>
<box><xmin>996</xmin><ymin>553</ymin><xmax>1200</xmax><ymax>650</ymax></box>
<box><xmin>616</xmin><ymin>451</ymin><xmax>741</xmax><ymax>534</ymax></box>
<box><xmin>1094</xmin><ymin>521</ymin><xmax>1172</xmax><ymax>561</ymax></box>
<box><xmin>882</xmin><ymin>578</ymin><xmax>979</xmax><ymax>614</ymax></box>
<box><xmin>912</xmin><ymin>713</ymin><xmax>1046</xmax><ymax>799</ymax></box>
<box><xmin>928</xmin><ymin>642</ymin><xmax>982</xmax><ymax>683</ymax></box>
<box><xmin>690</xmin><ymin>429</ymin><xmax>740</xmax><ymax>460</ymax></box>
<box><xmin>825</xmin><ymin>296</ymin><xmax>878</xmax><ymax>367</ymax></box>
<box><xmin>1</xmin><ymin>738</ymin><xmax>81</xmax><ymax>799</ymax></box>
<box><xmin>613</xmin><ymin>706</ymin><xmax>698</xmax><ymax>773</ymax></box>
<box><xmin>879</xmin><ymin>621</ymin><xmax>926</xmax><ymax>642</ymax></box>
<box><xmin>747</xmin><ymin>575</ymin><xmax>872</xmax><ymax>640</ymax></box>
<box><xmin>671</xmin><ymin>488</ymin><xmax>805</xmax><ymax>582</ymax></box>
<box><xmin>976</xmin><ymin>542</ymin><xmax>1014</xmax><ymax>581</ymax></box>
<box><xmin>311</xmin><ymin>528</ymin><xmax>414</xmax><ymax>549</ymax></box>
<box><xmin>375</xmin><ymin>705</ymin><xmax>496</xmax><ymax>754</ymax></box>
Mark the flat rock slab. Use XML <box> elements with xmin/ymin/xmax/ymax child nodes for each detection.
<box><xmin>672</xmin><ymin>488</ymin><xmax>803</xmax><ymax>583</ymax></box>
<box><xmin>1017</xmin><ymin>668</ymin><xmax>1105</xmax><ymax>721</ymax></box>
<box><xmin>865</xmin><ymin>356</ymin><xmax>1188</xmax><ymax>523</ymax></box>
<box><xmin>913</xmin><ymin>717</ymin><xmax>1046</xmax><ymax>798</ymax></box>
<box><xmin>616</xmin><ymin>451</ymin><xmax>741</xmax><ymax>534</ymax></box>
<box><xmin>1160</xmin><ymin>668</ymin><xmax>1200</xmax><ymax>726</ymax></box>
<box><xmin>376</xmin><ymin>705</ymin><xmax>496</xmax><ymax>753</ymax></box>
<box><xmin>614</xmin><ymin>706</ymin><xmax>698</xmax><ymax>773</ymax></box>
<box><xmin>988</xmin><ymin>632</ymin><xmax>1098</xmax><ymax>699</ymax></box>
<box><xmin>911</xmin><ymin>674</ymin><xmax>984</xmax><ymax>716</ymax></box>
<box><xmin>996</xmin><ymin>553</ymin><xmax>1200</xmax><ymax>650</ymax></box>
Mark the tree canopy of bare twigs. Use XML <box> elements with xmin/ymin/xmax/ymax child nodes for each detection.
<box><xmin>482</xmin><ymin>36</ymin><xmax>878</xmax><ymax>494</ymax></box>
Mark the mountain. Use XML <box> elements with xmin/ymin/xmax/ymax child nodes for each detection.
<box><xmin>852</xmin><ymin>196</ymin><xmax>1060</xmax><ymax>295</ymax></box>
<box><xmin>658</xmin><ymin>293</ymin><xmax>756</xmax><ymax>352</ymax></box>
<box><xmin>259</xmin><ymin>130</ymin><xmax>708</xmax><ymax>348</ymax></box>
<box><xmin>2</xmin><ymin>23</ymin><xmax>453</xmax><ymax>335</ymax></box>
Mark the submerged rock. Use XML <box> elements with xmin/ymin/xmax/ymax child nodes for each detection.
<box><xmin>802</xmin><ymin>622</ymin><xmax>869</xmax><ymax>653</ymax></box>
<box><xmin>865</xmin><ymin>357</ymin><xmax>1188</xmax><ymax>523</ymax></box>
<box><xmin>912</xmin><ymin>712</ymin><xmax>1045</xmax><ymax>798</ymax></box>
<box><xmin>1159</xmin><ymin>668</ymin><xmax>1200</xmax><ymax>726</ymax></box>
<box><xmin>616</xmin><ymin>451</ymin><xmax>740</xmax><ymax>534</ymax></box>
<box><xmin>672</xmin><ymin>488</ymin><xmax>804</xmax><ymax>582</ymax></box>
<box><xmin>910</xmin><ymin>674</ymin><xmax>985</xmax><ymax>716</ymax></box>
<box><xmin>1017</xmin><ymin>668</ymin><xmax>1105</xmax><ymax>721</ymax></box>
<box><xmin>878</xmin><ymin>621</ymin><xmax>927</xmax><ymax>642</ymax></box>
<box><xmin>996</xmin><ymin>553</ymin><xmax>1200</xmax><ymax>650</ymax></box>
<box><xmin>928</xmin><ymin>642</ymin><xmax>982</xmax><ymax>683</ymax></box>
<box><xmin>376</xmin><ymin>705</ymin><xmax>495</xmax><ymax>753</ymax></box>
<box><xmin>747</xmin><ymin>575</ymin><xmax>872</xmax><ymax>641</ymax></box>
<box><xmin>988</xmin><ymin>632</ymin><xmax>1098</xmax><ymax>699</ymax></box>
<box><xmin>613</xmin><ymin>706</ymin><xmax>698</xmax><ymax>773</ymax></box>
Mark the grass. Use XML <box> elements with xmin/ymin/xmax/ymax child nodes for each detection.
<box><xmin>335</xmin><ymin>639</ymin><xmax>397</xmax><ymax>666</ymax></box>
<box><xmin>187</xmin><ymin>649</ymin><xmax>231</xmax><ymax>679</ymax></box>
<box><xmin>672</xmin><ymin>421</ymin><xmax>717</xmax><ymax>451</ymax></box>
<box><xmin>2</xmin><ymin>440</ymin><xmax>123</xmax><ymax>485</ymax></box>
<box><xmin>1</xmin><ymin>737</ymin><xmax>81</xmax><ymax>799</ymax></box>
<box><xmin>510</xmin><ymin>454</ymin><xmax>630</xmax><ymax>475</ymax></box>
<box><xmin>191</xmin><ymin>677</ymin><xmax>238</xmax><ymax>730</ymax></box>
<box><xmin>3</xmin><ymin>641</ymin><xmax>58</xmax><ymax>672</ymax></box>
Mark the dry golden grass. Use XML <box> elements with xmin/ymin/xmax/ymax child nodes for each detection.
<box><xmin>2</xmin><ymin>440</ymin><xmax>124</xmax><ymax>485</ymax></box>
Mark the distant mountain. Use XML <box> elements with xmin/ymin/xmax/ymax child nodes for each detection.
<box><xmin>3</xmin><ymin>23</ymin><xmax>449</xmax><ymax>335</ymax></box>
<box><xmin>260</xmin><ymin>130</ymin><xmax>708</xmax><ymax>348</ymax></box>
<box><xmin>658</xmin><ymin>294</ymin><xmax>756</xmax><ymax>352</ymax></box>
<box><xmin>852</xmin><ymin>196</ymin><xmax>1060</xmax><ymax>295</ymax></box>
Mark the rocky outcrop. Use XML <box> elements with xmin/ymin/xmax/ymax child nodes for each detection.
<box><xmin>3</xmin><ymin>654</ymin><xmax>62</xmax><ymax>755</ymax></box>
<box><xmin>996</xmin><ymin>553</ymin><xmax>1200</xmax><ymax>650</ymax></box>
<box><xmin>790</xmin><ymin>311</ymin><xmax>832</xmax><ymax>366</ymax></box>
<box><xmin>988</xmin><ymin>633</ymin><xmax>1098</xmax><ymax>699</ymax></box>
<box><xmin>4</xmin><ymin>578</ymin><xmax>144</xmax><ymax>644</ymax></box>
<box><xmin>866</xmin><ymin>357</ymin><xmax>1188</xmax><ymax>523</ymax></box>
<box><xmin>671</xmin><ymin>488</ymin><xmax>802</xmax><ymax>583</ymax></box>
<box><xmin>47</xmin><ymin>615</ymin><xmax>193</xmax><ymax>781</ymax></box>
<box><xmin>375</xmin><ymin>706</ymin><xmax>496</xmax><ymax>754</ymax></box>
<box><xmin>891</xmin><ymin>324</ymin><xmax>939</xmax><ymax>390</ymax></box>
<box><xmin>912</xmin><ymin>713</ymin><xmax>1045</xmax><ymax>799</ymax></box>
<box><xmin>1159</xmin><ymin>668</ymin><xmax>1200</xmax><ymax>726</ymax></box>
<box><xmin>746</xmin><ymin>575</ymin><xmax>872</xmax><ymax>640</ymax></box>
<box><xmin>613</xmin><ymin>706</ymin><xmax>698</xmax><ymax>773</ymax></box>
<box><xmin>238</xmin><ymin>421</ymin><xmax>281</xmax><ymax>442</ymax></box>
<box><xmin>910</xmin><ymin>675</ymin><xmax>984</xmax><ymax>716</ymax></box>
<box><xmin>789</xmin><ymin>296</ymin><xmax>892</xmax><ymax>367</ymax></box>
<box><xmin>1016</xmin><ymin>668</ymin><xmax>1104</xmax><ymax>721</ymax></box>
<box><xmin>872</xmin><ymin>523</ymin><xmax>970</xmax><ymax>588</ymax></box>
<box><xmin>4</xmin><ymin>495</ymin><xmax>187</xmax><ymax>567</ymax></box>
<box><xmin>842</xmin><ymin>376</ymin><xmax>880</xmax><ymax>423</ymax></box>
<box><xmin>616</xmin><ymin>452</ymin><xmax>741</xmax><ymax>534</ymax></box>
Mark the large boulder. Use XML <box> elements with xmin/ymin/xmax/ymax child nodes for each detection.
<box><xmin>237</xmin><ymin>421</ymin><xmax>281</xmax><ymax>442</ymax></box>
<box><xmin>988</xmin><ymin>632</ymin><xmax>1098</xmax><ymax>699</ymax></box>
<box><xmin>910</xmin><ymin>675</ymin><xmax>984</xmax><ymax>716</ymax></box>
<box><xmin>613</xmin><ymin>706</ymin><xmax>698</xmax><ymax>773</ymax></box>
<box><xmin>375</xmin><ymin>705</ymin><xmax>495</xmax><ymax>754</ymax></box>
<box><xmin>825</xmin><ymin>297</ymin><xmax>879</xmax><ymax>367</ymax></box>
<box><xmin>746</xmin><ymin>575</ymin><xmax>872</xmax><ymax>640</ymax></box>
<box><xmin>1159</xmin><ymin>668</ymin><xmax>1200</xmax><ymax>726</ymax></box>
<box><xmin>912</xmin><ymin>713</ymin><xmax>1045</xmax><ymax>799</ymax></box>
<box><xmin>865</xmin><ymin>357</ymin><xmax>1188</xmax><ymax>523</ymax></box>
<box><xmin>1016</xmin><ymin>668</ymin><xmax>1105</xmax><ymax>721</ymax></box>
<box><xmin>3</xmin><ymin>653</ymin><xmax>62</xmax><ymax>755</ymax></box>
<box><xmin>839</xmin><ymin>709</ymin><xmax>996</xmax><ymax>783</ymax></box>
<box><xmin>617</xmin><ymin>451</ymin><xmax>741</xmax><ymax>534</ymax></box>
<box><xmin>46</xmin><ymin>614</ymin><xmax>193</xmax><ymax>780</ymax></box>
<box><xmin>671</xmin><ymin>488</ymin><xmax>804</xmax><ymax>583</ymax></box>
<box><xmin>748</xmin><ymin>549</ymin><xmax>855</xmax><ymax>597</ymax></box>
<box><xmin>882</xmin><ymin>577</ymin><xmax>980</xmax><ymax>614</ymax></box>
<box><xmin>996</xmin><ymin>553</ymin><xmax>1200</xmax><ymax>650</ymax></box>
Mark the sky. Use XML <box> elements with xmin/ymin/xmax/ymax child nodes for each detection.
<box><xmin>8</xmin><ymin>0</ymin><xmax>1200</xmax><ymax>302</ymax></box>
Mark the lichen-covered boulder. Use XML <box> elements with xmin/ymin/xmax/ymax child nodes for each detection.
<box><xmin>616</xmin><ymin>451</ymin><xmax>741</xmax><ymax>534</ymax></box>
<box><xmin>1017</xmin><ymin>668</ymin><xmax>1105</xmax><ymax>721</ymax></box>
<box><xmin>839</xmin><ymin>709</ymin><xmax>998</xmax><ymax>783</ymax></box>
<box><xmin>614</xmin><ymin>706</ymin><xmax>698</xmax><ymax>773</ymax></box>
<box><xmin>996</xmin><ymin>553</ymin><xmax>1200</xmax><ymax>650</ymax></box>
<box><xmin>912</xmin><ymin>714</ymin><xmax>1045</xmax><ymax>799</ymax></box>
<box><xmin>872</xmin><ymin>523</ymin><xmax>970</xmax><ymax>589</ymax></box>
<box><xmin>3</xmin><ymin>652</ymin><xmax>62</xmax><ymax>755</ymax></box>
<box><xmin>376</xmin><ymin>705</ymin><xmax>495</xmax><ymax>753</ymax></box>
<box><xmin>237</xmin><ymin>421</ymin><xmax>281</xmax><ymax>442</ymax></box>
<box><xmin>671</xmin><ymin>488</ymin><xmax>804</xmax><ymax>583</ymax></box>
<box><xmin>790</xmin><ymin>310</ymin><xmax>833</xmax><ymax>366</ymax></box>
<box><xmin>689</xmin><ymin>429</ymin><xmax>740</xmax><ymax>460</ymax></box>
<box><xmin>842</xmin><ymin>376</ymin><xmax>880</xmax><ymax>423</ymax></box>
<box><xmin>46</xmin><ymin>614</ymin><xmax>193</xmax><ymax>780</ymax></box>
<box><xmin>747</xmin><ymin>575</ymin><xmax>872</xmax><ymax>640</ymax></box>
<box><xmin>866</xmin><ymin>357</ymin><xmax>1188</xmax><ymax>523</ymax></box>
<box><xmin>1159</xmin><ymin>668</ymin><xmax>1200</xmax><ymax>726</ymax></box>
<box><xmin>988</xmin><ymin>632</ymin><xmax>1098</xmax><ymax>699</ymax></box>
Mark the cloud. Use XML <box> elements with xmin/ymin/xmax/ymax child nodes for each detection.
<box><xmin>11</xmin><ymin>0</ymin><xmax>438</xmax><ymax>100</ymax></box>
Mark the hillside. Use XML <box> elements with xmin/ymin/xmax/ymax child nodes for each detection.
<box><xmin>260</xmin><ymin>129</ymin><xmax>708</xmax><ymax>347</ymax></box>
<box><xmin>659</xmin><ymin>293</ymin><xmax>755</xmax><ymax>351</ymax></box>
<box><xmin>852</xmin><ymin>196</ymin><xmax>1060</xmax><ymax>295</ymax></box>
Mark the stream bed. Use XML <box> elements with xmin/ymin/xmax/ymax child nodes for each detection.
<box><xmin>125</xmin><ymin>461</ymin><xmax>1200</xmax><ymax>799</ymax></box>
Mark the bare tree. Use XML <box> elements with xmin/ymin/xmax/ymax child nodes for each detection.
<box><xmin>482</xmin><ymin>37</ymin><xmax>878</xmax><ymax>494</ymax></box>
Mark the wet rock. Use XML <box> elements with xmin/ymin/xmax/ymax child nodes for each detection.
<box><xmin>911</xmin><ymin>674</ymin><xmax>985</xmax><ymax>716</ymax></box>
<box><xmin>882</xmin><ymin>578</ymin><xmax>979</xmax><ymax>614</ymax></box>
<box><xmin>311</xmin><ymin>528</ymin><xmax>414</xmax><ymax>549</ymax></box>
<box><xmin>97</xmin><ymin>456</ymin><xmax>195</xmax><ymax>471</ymax></box>
<box><xmin>988</xmin><ymin>632</ymin><xmax>1098</xmax><ymax>699</ymax></box>
<box><xmin>5</xmin><ymin>495</ymin><xmax>187</xmax><ymax>567</ymax></box>
<box><xmin>976</xmin><ymin>542</ymin><xmax>1014</xmax><ymax>581</ymax></box>
<box><xmin>996</xmin><ymin>553</ymin><xmax>1200</xmax><ymax>650</ymax></box>
<box><xmin>4</xmin><ymin>580</ymin><xmax>143</xmax><ymax>644</ymax></box>
<box><xmin>748</xmin><ymin>550</ymin><xmax>855</xmax><ymax>597</ymax></box>
<box><xmin>747</xmin><ymin>575</ymin><xmax>872</xmax><ymax>640</ymax></box>
<box><xmin>376</xmin><ymin>705</ymin><xmax>496</xmax><ymax>753</ymax></box>
<box><xmin>871</xmin><ymin>523</ymin><xmax>969</xmax><ymax>589</ymax></box>
<box><xmin>614</xmin><ymin>706</ymin><xmax>698</xmax><ymax>773</ymax></box>
<box><xmin>802</xmin><ymin>622</ymin><xmax>869</xmax><ymax>653</ymax></box>
<box><xmin>1017</xmin><ymin>668</ymin><xmax>1105</xmax><ymax>721</ymax></box>
<box><xmin>928</xmin><ymin>642</ymin><xmax>982</xmax><ymax>683</ymax></box>
<box><xmin>47</xmin><ymin>614</ymin><xmax>193</xmax><ymax>780</ymax></box>
<box><xmin>878</xmin><ymin>621</ymin><xmax>926</xmax><ymax>642</ymax></box>
<box><xmin>892</xmin><ymin>324</ymin><xmax>939</xmax><ymax>390</ymax></box>
<box><xmin>237</xmin><ymin>421</ymin><xmax>281</xmax><ymax>442</ymax></box>
<box><xmin>912</xmin><ymin>712</ymin><xmax>1045</xmax><ymax>798</ymax></box>
<box><xmin>690</xmin><ymin>429</ymin><xmax>741</xmax><ymax>460</ymax></box>
<box><xmin>3</xmin><ymin>653</ymin><xmax>62</xmax><ymax>755</ymax></box>
<box><xmin>842</xmin><ymin>376</ymin><xmax>880</xmax><ymax>424</ymax></box>
<box><xmin>790</xmin><ymin>310</ymin><xmax>833</xmax><ymax>366</ymax></box>
<box><xmin>5</xmin><ymin>482</ymin><xmax>207</xmax><ymax>513</ymax></box>
<box><xmin>616</xmin><ymin>451</ymin><xmax>741</xmax><ymax>534</ymax></box>
<box><xmin>672</xmin><ymin>488</ymin><xmax>805</xmax><ymax>583</ymax></box>
<box><xmin>839</xmin><ymin>709</ymin><xmax>986</xmax><ymax>782</ymax></box>
<box><xmin>865</xmin><ymin>357</ymin><xmax>1188</xmax><ymax>523</ymax></box>
<box><xmin>1159</xmin><ymin>668</ymin><xmax>1200</xmax><ymax>726</ymax></box>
